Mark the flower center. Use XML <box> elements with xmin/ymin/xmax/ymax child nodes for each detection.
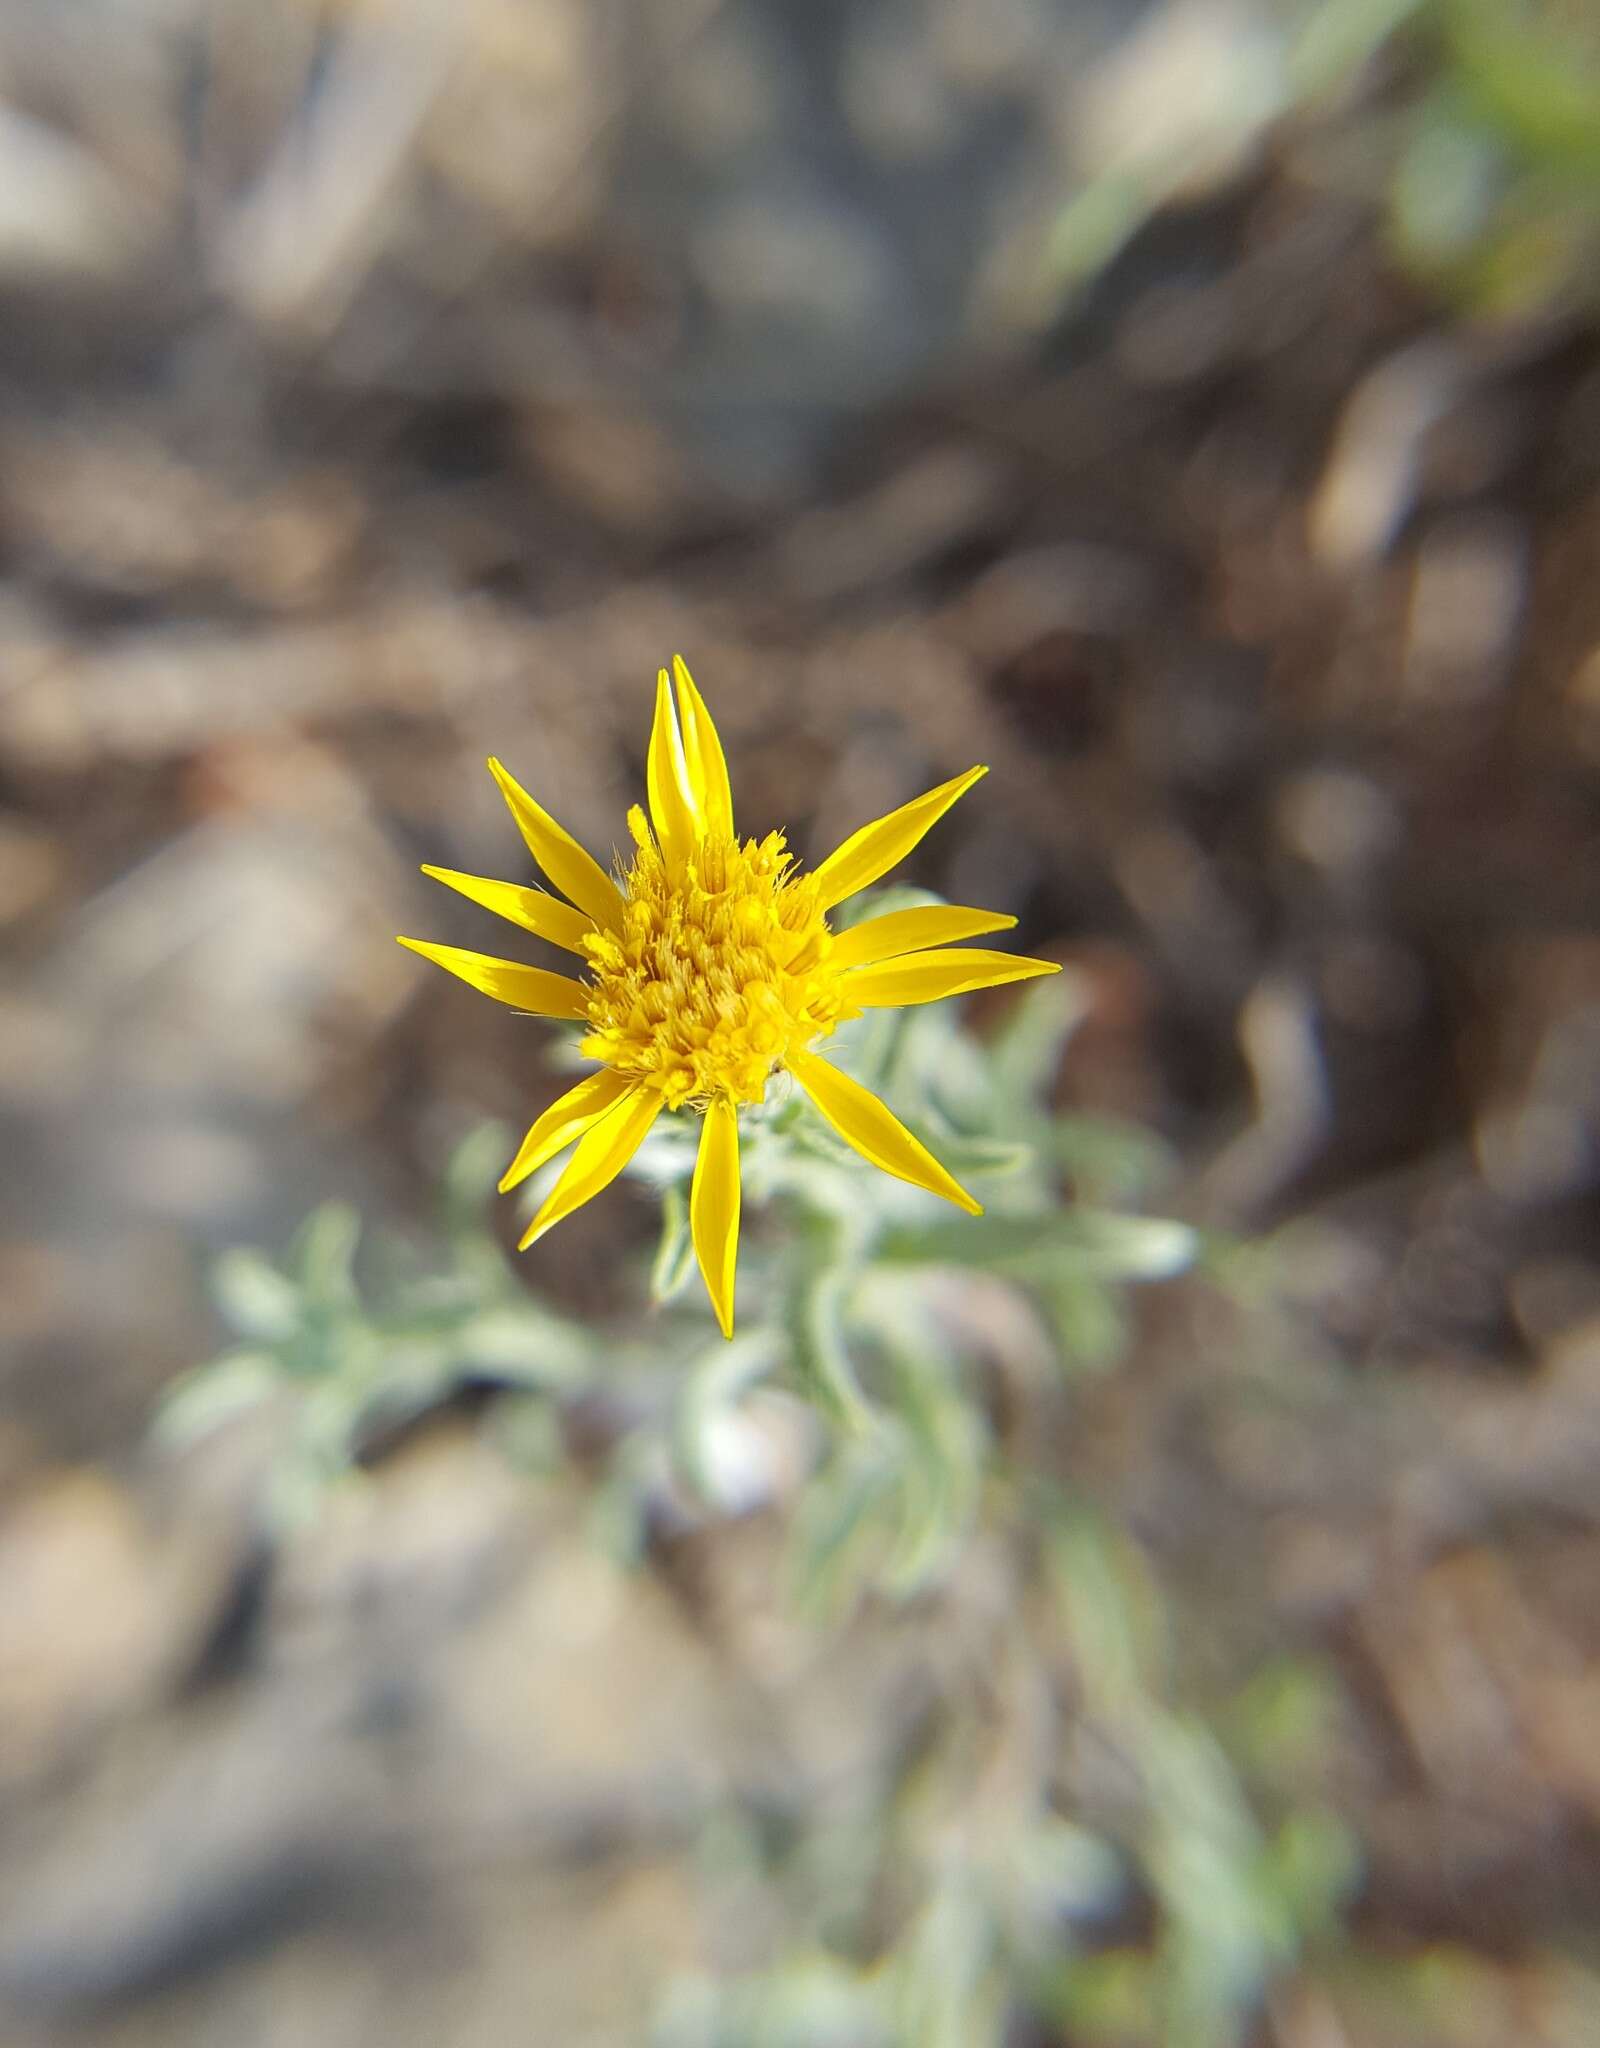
<box><xmin>578</xmin><ymin>810</ymin><xmax>842</xmax><ymax>1109</ymax></box>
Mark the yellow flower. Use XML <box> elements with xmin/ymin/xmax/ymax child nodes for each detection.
<box><xmin>398</xmin><ymin>659</ymin><xmax>1059</xmax><ymax>1336</ymax></box>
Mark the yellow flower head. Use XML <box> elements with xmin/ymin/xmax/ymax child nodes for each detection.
<box><xmin>399</xmin><ymin>659</ymin><xmax>1058</xmax><ymax>1336</ymax></box>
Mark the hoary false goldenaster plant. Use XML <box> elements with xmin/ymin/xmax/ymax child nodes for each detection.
<box><xmin>399</xmin><ymin>661</ymin><xmax>1058</xmax><ymax>1336</ymax></box>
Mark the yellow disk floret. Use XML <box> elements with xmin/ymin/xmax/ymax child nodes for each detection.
<box><xmin>578</xmin><ymin>806</ymin><xmax>844</xmax><ymax>1109</ymax></box>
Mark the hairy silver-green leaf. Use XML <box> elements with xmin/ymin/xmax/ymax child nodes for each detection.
<box><xmin>154</xmin><ymin>1350</ymin><xmax>283</xmax><ymax>1446</ymax></box>
<box><xmin>650</xmin><ymin>1181</ymin><xmax>697</xmax><ymax>1302</ymax></box>
<box><xmin>292</xmin><ymin>1202</ymin><xmax>362</xmax><ymax>1307</ymax></box>
<box><xmin>211</xmin><ymin>1250</ymin><xmax>301</xmax><ymax>1342</ymax></box>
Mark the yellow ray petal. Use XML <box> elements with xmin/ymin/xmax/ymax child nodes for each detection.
<box><xmin>829</xmin><ymin>903</ymin><xmax>1017</xmax><ymax>972</ymax></box>
<box><xmin>673</xmin><ymin>655</ymin><xmax>733</xmax><ymax>837</ymax></box>
<box><xmin>809</xmin><ymin>765</ymin><xmax>987</xmax><ymax>912</ymax></box>
<box><xmin>787</xmin><ymin>1047</ymin><xmax>981</xmax><ymax>1215</ymax></box>
<box><xmin>517</xmin><ymin>1087</ymin><xmax>664</xmax><ymax>1249</ymax></box>
<box><xmin>690</xmin><ymin>1094</ymin><xmax>741</xmax><ymax>1339</ymax></box>
<box><xmin>647</xmin><ymin>668</ymin><xmax>698</xmax><ymax>859</ymax></box>
<box><xmin>396</xmin><ymin>937</ymin><xmax>593</xmax><ymax>1018</ymax></box>
<box><xmin>842</xmin><ymin>948</ymin><xmax>1061</xmax><ymax>1009</ymax></box>
<box><xmin>499</xmin><ymin>1069</ymin><xmax>638</xmax><ymax>1192</ymax></box>
<box><xmin>421</xmin><ymin>866</ymin><xmax>595</xmax><ymax>954</ymax></box>
<box><xmin>486</xmin><ymin>757</ymin><xmax>624</xmax><ymax>933</ymax></box>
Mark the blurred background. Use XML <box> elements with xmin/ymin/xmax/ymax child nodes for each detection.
<box><xmin>2</xmin><ymin>0</ymin><xmax>1600</xmax><ymax>2041</ymax></box>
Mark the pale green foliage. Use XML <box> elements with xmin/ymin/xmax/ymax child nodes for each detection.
<box><xmin>1384</xmin><ymin>0</ymin><xmax>1600</xmax><ymax>313</ymax></box>
<box><xmin>157</xmin><ymin>1125</ymin><xmax>592</xmax><ymax>1527</ymax></box>
<box><xmin>1041</xmin><ymin>1514</ymin><xmax>1359</xmax><ymax>2048</ymax></box>
<box><xmin>1045</xmin><ymin>0</ymin><xmax>1600</xmax><ymax>321</ymax></box>
<box><xmin>156</xmin><ymin>891</ymin><xmax>1351</xmax><ymax>2046</ymax></box>
<box><xmin>164</xmin><ymin>887</ymin><xmax>1195</xmax><ymax>1563</ymax></box>
<box><xmin>651</xmin><ymin>1505</ymin><xmax>1357</xmax><ymax>2048</ymax></box>
<box><xmin>618</xmin><ymin>886</ymin><xmax>1198</xmax><ymax>1603</ymax></box>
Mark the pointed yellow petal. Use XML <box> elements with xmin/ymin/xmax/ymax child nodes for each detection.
<box><xmin>787</xmin><ymin>1046</ymin><xmax>981</xmax><ymax>1215</ymax></box>
<box><xmin>397</xmin><ymin>936</ymin><xmax>592</xmax><ymax>1017</ymax></box>
<box><xmin>421</xmin><ymin>866</ymin><xmax>595</xmax><ymax>954</ymax></box>
<box><xmin>691</xmin><ymin>1095</ymin><xmax>741</xmax><ymax>1339</ymax></box>
<box><xmin>517</xmin><ymin>1087</ymin><xmax>664</xmax><ymax>1249</ymax></box>
<box><xmin>843</xmin><ymin>948</ymin><xmax>1061</xmax><ymax>1009</ymax></box>
<box><xmin>673</xmin><ymin>656</ymin><xmax>733</xmax><ymax>838</ymax></box>
<box><xmin>647</xmin><ymin>668</ymin><xmax>698</xmax><ymax>858</ymax></box>
<box><xmin>829</xmin><ymin>904</ymin><xmax>1017</xmax><ymax>972</ymax></box>
<box><xmin>487</xmin><ymin>757</ymin><xmax>624</xmax><ymax>933</ymax></box>
<box><xmin>809</xmin><ymin>766</ymin><xmax>988</xmax><ymax>912</ymax></box>
<box><xmin>499</xmin><ymin>1069</ymin><xmax>637</xmax><ymax>1192</ymax></box>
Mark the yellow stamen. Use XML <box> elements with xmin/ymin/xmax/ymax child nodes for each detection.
<box><xmin>579</xmin><ymin>825</ymin><xmax>843</xmax><ymax>1110</ymax></box>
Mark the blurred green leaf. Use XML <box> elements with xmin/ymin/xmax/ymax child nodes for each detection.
<box><xmin>1444</xmin><ymin>0</ymin><xmax>1600</xmax><ymax>174</ymax></box>
<box><xmin>789</xmin><ymin>1439</ymin><xmax>898</xmax><ymax>1615</ymax></box>
<box><xmin>1032</xmin><ymin>1265</ymin><xmax>1132</xmax><ymax>1373</ymax></box>
<box><xmin>1228</xmin><ymin>1657</ymin><xmax>1347</xmax><ymax>1781</ymax></box>
<box><xmin>1060</xmin><ymin>1212</ymin><xmax>1199</xmax><ymax>1278</ymax></box>
<box><xmin>1051</xmin><ymin>1115</ymin><xmax>1175</xmax><ymax>1205</ymax></box>
<box><xmin>785</xmin><ymin>1267</ymin><xmax>871</xmax><ymax>1430</ymax></box>
<box><xmin>455</xmin><ymin>1308</ymin><xmax>589</xmax><ymax>1387</ymax></box>
<box><xmin>922</xmin><ymin>1134</ymin><xmax>1035</xmax><ymax>1178</ymax></box>
<box><xmin>1391</xmin><ymin>95</ymin><xmax>1502</xmax><ymax>264</ymax></box>
<box><xmin>1016</xmin><ymin>1820</ymin><xmax>1128</xmax><ymax>1926</ymax></box>
<box><xmin>292</xmin><ymin>1202</ymin><xmax>362</xmax><ymax>1308</ymax></box>
<box><xmin>442</xmin><ymin>1119</ymin><xmax>515</xmax><ymax>1234</ymax></box>
<box><xmin>674</xmin><ymin>1329</ymin><xmax>785</xmax><ymax>1506</ymax></box>
<box><xmin>986</xmin><ymin>974</ymin><xmax>1083</xmax><ymax>1106</ymax></box>
<box><xmin>1048</xmin><ymin>1508</ymin><xmax>1170</xmax><ymax>1716</ymax></box>
<box><xmin>211</xmin><ymin>1249</ymin><xmax>302</xmax><ymax>1343</ymax></box>
<box><xmin>1040</xmin><ymin>1948</ymin><xmax>1156</xmax><ymax>2040</ymax></box>
<box><xmin>1046</xmin><ymin>170</ymin><xmax>1155</xmax><ymax>290</ymax></box>
<box><xmin>1290</xmin><ymin>0</ymin><xmax>1428</xmax><ymax>96</ymax></box>
<box><xmin>651</xmin><ymin>1182</ymin><xmax>697</xmax><ymax>1303</ymax></box>
<box><xmin>890</xmin><ymin>1876</ymin><xmax>1003</xmax><ymax>2048</ymax></box>
<box><xmin>881</xmin><ymin>1357</ymin><xmax>985</xmax><ymax>1595</ymax></box>
<box><xmin>883</xmin><ymin>1208</ymin><xmax>1197</xmax><ymax>1281</ymax></box>
<box><xmin>154</xmin><ymin>1350</ymin><xmax>282</xmax><ymax>1446</ymax></box>
<box><xmin>1261</xmin><ymin>1809</ymin><xmax>1361</xmax><ymax>1940</ymax></box>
